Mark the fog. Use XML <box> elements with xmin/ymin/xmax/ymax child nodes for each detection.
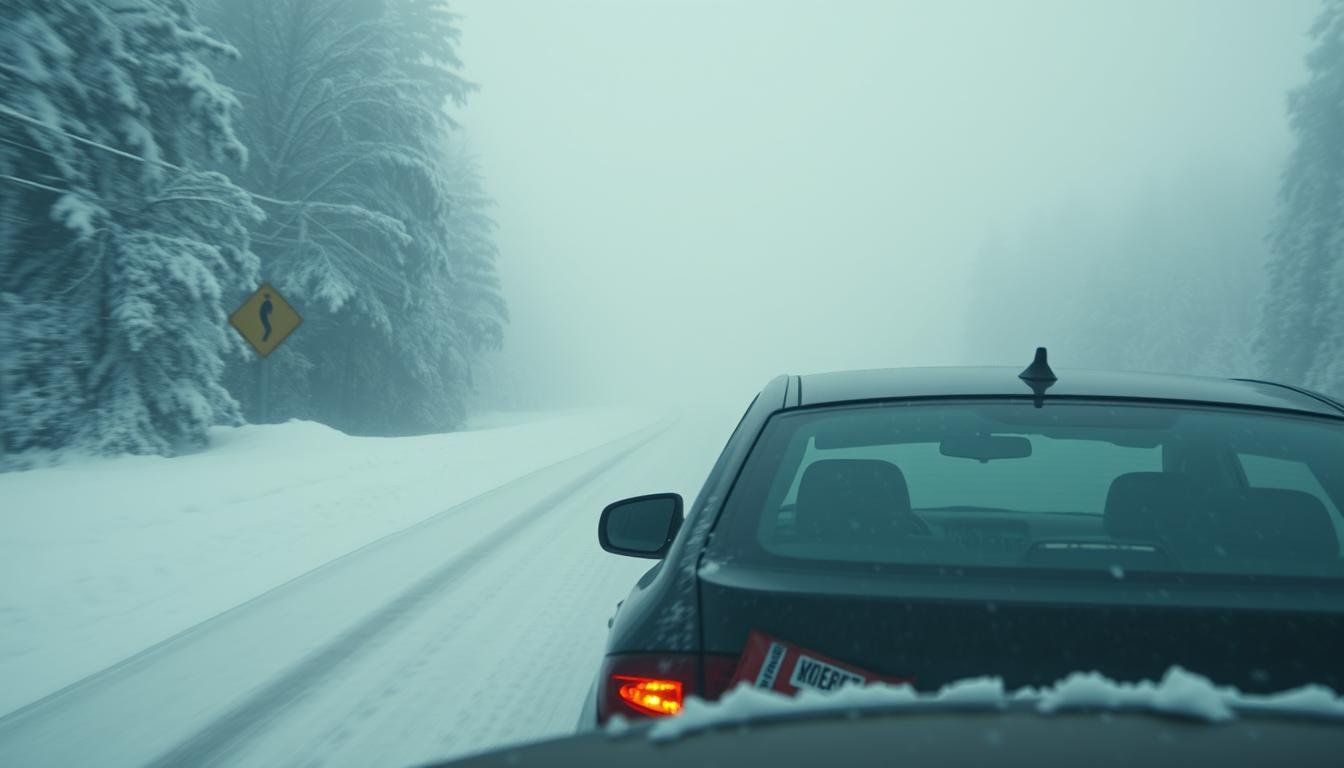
<box><xmin>455</xmin><ymin>0</ymin><xmax>1317</xmax><ymax>409</ymax></box>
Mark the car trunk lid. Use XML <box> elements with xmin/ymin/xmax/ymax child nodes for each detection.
<box><xmin>697</xmin><ymin>560</ymin><xmax>1344</xmax><ymax>693</ymax></box>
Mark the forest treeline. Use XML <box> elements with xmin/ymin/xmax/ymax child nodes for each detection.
<box><xmin>1259</xmin><ymin>0</ymin><xmax>1344</xmax><ymax>397</ymax></box>
<box><xmin>6</xmin><ymin>0</ymin><xmax>1344</xmax><ymax>460</ymax></box>
<box><xmin>0</xmin><ymin>0</ymin><xmax>506</xmax><ymax>457</ymax></box>
<box><xmin>968</xmin><ymin>0</ymin><xmax>1344</xmax><ymax>399</ymax></box>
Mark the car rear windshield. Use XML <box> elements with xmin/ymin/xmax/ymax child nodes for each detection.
<box><xmin>712</xmin><ymin>399</ymin><xmax>1344</xmax><ymax>579</ymax></box>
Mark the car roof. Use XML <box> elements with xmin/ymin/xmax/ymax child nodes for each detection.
<box><xmin>794</xmin><ymin>366</ymin><xmax>1344</xmax><ymax>418</ymax></box>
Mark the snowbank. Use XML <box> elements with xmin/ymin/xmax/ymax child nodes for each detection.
<box><xmin>0</xmin><ymin>408</ymin><xmax>656</xmax><ymax>716</ymax></box>
<box><xmin>641</xmin><ymin>667</ymin><xmax>1344</xmax><ymax>742</ymax></box>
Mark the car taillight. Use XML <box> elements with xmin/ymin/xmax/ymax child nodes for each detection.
<box><xmin>597</xmin><ymin>653</ymin><xmax>740</xmax><ymax>723</ymax></box>
<box><xmin>615</xmin><ymin>676</ymin><xmax>683</xmax><ymax>716</ymax></box>
<box><xmin>599</xmin><ymin>655</ymin><xmax>693</xmax><ymax>722</ymax></box>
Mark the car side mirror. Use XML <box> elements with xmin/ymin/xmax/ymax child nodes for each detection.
<box><xmin>599</xmin><ymin>493</ymin><xmax>683</xmax><ymax>559</ymax></box>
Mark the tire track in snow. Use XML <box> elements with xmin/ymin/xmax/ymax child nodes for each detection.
<box><xmin>139</xmin><ymin>420</ymin><xmax>674</xmax><ymax>768</ymax></box>
<box><xmin>0</xmin><ymin>418</ymin><xmax>665</xmax><ymax>728</ymax></box>
<box><xmin>251</xmin><ymin>414</ymin><xmax>728</xmax><ymax>767</ymax></box>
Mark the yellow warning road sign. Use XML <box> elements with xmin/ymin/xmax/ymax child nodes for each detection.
<box><xmin>229</xmin><ymin>282</ymin><xmax>301</xmax><ymax>358</ymax></box>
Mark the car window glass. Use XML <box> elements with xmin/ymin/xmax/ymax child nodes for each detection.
<box><xmin>718</xmin><ymin>401</ymin><xmax>1344</xmax><ymax>579</ymax></box>
<box><xmin>1238</xmin><ymin>453</ymin><xmax>1344</xmax><ymax>554</ymax></box>
<box><xmin>782</xmin><ymin>437</ymin><xmax>1160</xmax><ymax>514</ymax></box>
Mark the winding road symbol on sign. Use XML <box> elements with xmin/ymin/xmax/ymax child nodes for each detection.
<box><xmin>229</xmin><ymin>282</ymin><xmax>300</xmax><ymax>358</ymax></box>
<box><xmin>260</xmin><ymin>293</ymin><xmax>274</xmax><ymax>342</ymax></box>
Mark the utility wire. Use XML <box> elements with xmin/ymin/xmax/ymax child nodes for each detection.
<box><xmin>0</xmin><ymin>131</ymin><xmax>71</xmax><ymax>167</ymax></box>
<box><xmin>1</xmin><ymin>100</ymin><xmax>416</xmax><ymax>291</ymax></box>
<box><xmin>0</xmin><ymin>173</ymin><xmax>73</xmax><ymax>196</ymax></box>
<box><xmin>0</xmin><ymin>102</ymin><xmax>301</xmax><ymax>208</ymax></box>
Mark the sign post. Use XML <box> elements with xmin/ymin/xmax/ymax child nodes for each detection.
<box><xmin>229</xmin><ymin>282</ymin><xmax>302</xmax><ymax>422</ymax></box>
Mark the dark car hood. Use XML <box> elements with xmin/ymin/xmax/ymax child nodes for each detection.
<box><xmin>432</xmin><ymin>705</ymin><xmax>1344</xmax><ymax>768</ymax></box>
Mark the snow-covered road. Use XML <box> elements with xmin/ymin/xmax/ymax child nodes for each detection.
<box><xmin>0</xmin><ymin>409</ymin><xmax>738</xmax><ymax>767</ymax></box>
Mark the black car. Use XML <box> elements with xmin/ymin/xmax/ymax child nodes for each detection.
<box><xmin>581</xmin><ymin>350</ymin><xmax>1344</xmax><ymax>726</ymax></box>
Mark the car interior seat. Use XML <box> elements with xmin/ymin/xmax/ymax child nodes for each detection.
<box><xmin>1103</xmin><ymin>471</ymin><xmax>1197</xmax><ymax>542</ymax></box>
<box><xmin>1207</xmin><ymin>487</ymin><xmax>1338</xmax><ymax>566</ymax></box>
<box><xmin>795</xmin><ymin>458</ymin><xmax>927</xmax><ymax>544</ymax></box>
<box><xmin>1106</xmin><ymin>472</ymin><xmax>1339</xmax><ymax>572</ymax></box>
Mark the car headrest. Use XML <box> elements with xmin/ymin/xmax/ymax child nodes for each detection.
<box><xmin>1104</xmin><ymin>472</ymin><xmax>1194</xmax><ymax>540</ymax></box>
<box><xmin>795</xmin><ymin>459</ymin><xmax>916</xmax><ymax>541</ymax></box>
<box><xmin>1216</xmin><ymin>488</ymin><xmax>1337</xmax><ymax>563</ymax></box>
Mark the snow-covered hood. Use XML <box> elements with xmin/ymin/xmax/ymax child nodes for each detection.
<box><xmin>604</xmin><ymin>666</ymin><xmax>1344</xmax><ymax>743</ymax></box>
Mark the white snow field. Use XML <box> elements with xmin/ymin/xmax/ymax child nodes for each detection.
<box><xmin>0</xmin><ymin>406</ymin><xmax>741</xmax><ymax>767</ymax></box>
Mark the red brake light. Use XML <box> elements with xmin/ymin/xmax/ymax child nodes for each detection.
<box><xmin>599</xmin><ymin>654</ymin><xmax>696</xmax><ymax>723</ymax></box>
<box><xmin>615</xmin><ymin>676</ymin><xmax>683</xmax><ymax>716</ymax></box>
<box><xmin>597</xmin><ymin>653</ymin><xmax>742</xmax><ymax>723</ymax></box>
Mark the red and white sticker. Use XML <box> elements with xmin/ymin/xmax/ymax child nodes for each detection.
<box><xmin>729</xmin><ymin>629</ymin><xmax>907</xmax><ymax>695</ymax></box>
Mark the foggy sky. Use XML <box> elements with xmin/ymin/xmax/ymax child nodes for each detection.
<box><xmin>453</xmin><ymin>0</ymin><xmax>1317</xmax><ymax>408</ymax></box>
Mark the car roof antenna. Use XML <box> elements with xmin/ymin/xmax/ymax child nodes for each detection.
<box><xmin>1019</xmin><ymin>347</ymin><xmax>1056</xmax><ymax>383</ymax></box>
<box><xmin>1018</xmin><ymin>346</ymin><xmax>1056</xmax><ymax>408</ymax></box>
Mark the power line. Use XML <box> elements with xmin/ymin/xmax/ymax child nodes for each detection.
<box><xmin>0</xmin><ymin>102</ymin><xmax>300</xmax><ymax>208</ymax></box>
<box><xmin>0</xmin><ymin>101</ymin><xmax>418</xmax><ymax>290</ymax></box>
<box><xmin>0</xmin><ymin>131</ymin><xmax>71</xmax><ymax>167</ymax></box>
<box><xmin>0</xmin><ymin>173</ymin><xmax>73</xmax><ymax>196</ymax></box>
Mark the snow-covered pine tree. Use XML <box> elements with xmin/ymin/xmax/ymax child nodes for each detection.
<box><xmin>207</xmin><ymin>0</ymin><xmax>506</xmax><ymax>434</ymax></box>
<box><xmin>438</xmin><ymin>142</ymin><xmax>507</xmax><ymax>397</ymax></box>
<box><xmin>374</xmin><ymin>140</ymin><xmax>506</xmax><ymax>432</ymax></box>
<box><xmin>1258</xmin><ymin>0</ymin><xmax>1344</xmax><ymax>394</ymax></box>
<box><xmin>0</xmin><ymin>0</ymin><xmax>260</xmax><ymax>456</ymax></box>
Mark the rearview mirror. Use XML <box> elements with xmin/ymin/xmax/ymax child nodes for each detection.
<box><xmin>939</xmin><ymin>435</ymin><xmax>1032</xmax><ymax>463</ymax></box>
<box><xmin>599</xmin><ymin>493</ymin><xmax>683</xmax><ymax>559</ymax></box>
